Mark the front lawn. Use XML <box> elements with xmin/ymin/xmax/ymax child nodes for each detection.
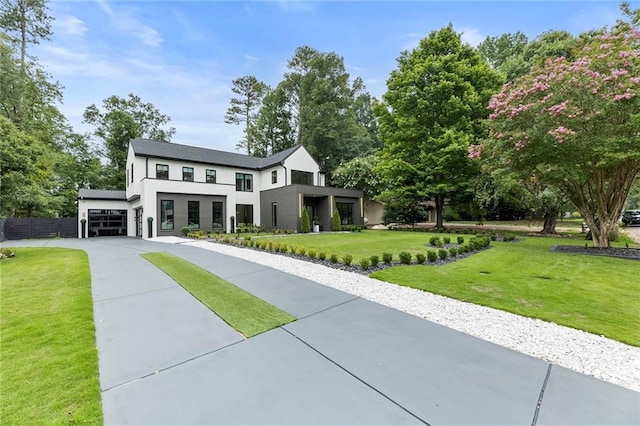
<box><xmin>142</xmin><ymin>252</ymin><xmax>296</xmax><ymax>337</ymax></box>
<box><xmin>0</xmin><ymin>248</ymin><xmax>103</xmax><ymax>425</ymax></box>
<box><xmin>253</xmin><ymin>231</ymin><xmax>639</xmax><ymax>346</ymax></box>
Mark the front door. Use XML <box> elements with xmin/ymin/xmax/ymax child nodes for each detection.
<box><xmin>135</xmin><ymin>208</ymin><xmax>143</xmax><ymax>237</ymax></box>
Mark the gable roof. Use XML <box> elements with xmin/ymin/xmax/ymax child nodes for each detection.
<box><xmin>78</xmin><ymin>189</ymin><xmax>126</xmax><ymax>200</ymax></box>
<box><xmin>130</xmin><ymin>138</ymin><xmax>305</xmax><ymax>170</ymax></box>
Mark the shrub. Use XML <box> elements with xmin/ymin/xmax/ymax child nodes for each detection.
<box><xmin>289</xmin><ymin>245</ymin><xmax>297</xmax><ymax>254</ymax></box>
<box><xmin>427</xmin><ymin>250</ymin><xmax>438</xmax><ymax>262</ymax></box>
<box><xmin>318</xmin><ymin>252</ymin><xmax>327</xmax><ymax>261</ymax></box>
<box><xmin>449</xmin><ymin>247</ymin><xmax>458</xmax><ymax>257</ymax></box>
<box><xmin>382</xmin><ymin>252</ymin><xmax>393</xmax><ymax>264</ymax></box>
<box><xmin>301</xmin><ymin>208</ymin><xmax>311</xmax><ymax>233</ymax></box>
<box><xmin>332</xmin><ymin>209</ymin><xmax>342</xmax><ymax>231</ymax></box>
<box><xmin>273</xmin><ymin>243</ymin><xmax>280</xmax><ymax>252</ymax></box>
<box><xmin>457</xmin><ymin>236</ymin><xmax>465</xmax><ymax>244</ymax></box>
<box><xmin>342</xmin><ymin>254</ymin><xmax>353</xmax><ymax>266</ymax></box>
<box><xmin>279</xmin><ymin>244</ymin><xmax>287</xmax><ymax>253</ymax></box>
<box><xmin>299</xmin><ymin>247</ymin><xmax>306</xmax><ymax>256</ymax></box>
<box><xmin>0</xmin><ymin>248</ymin><xmax>15</xmax><ymax>259</ymax></box>
<box><xmin>415</xmin><ymin>253</ymin><xmax>426</xmax><ymax>264</ymax></box>
<box><xmin>370</xmin><ymin>255</ymin><xmax>380</xmax><ymax>267</ymax></box>
<box><xmin>329</xmin><ymin>254</ymin><xmax>339</xmax><ymax>263</ymax></box>
<box><xmin>268</xmin><ymin>241</ymin><xmax>274</xmax><ymax>251</ymax></box>
<box><xmin>429</xmin><ymin>236</ymin><xmax>440</xmax><ymax>246</ymax></box>
<box><xmin>443</xmin><ymin>236</ymin><xmax>451</xmax><ymax>244</ymax></box>
<box><xmin>399</xmin><ymin>251</ymin><xmax>412</xmax><ymax>264</ymax></box>
<box><xmin>359</xmin><ymin>257</ymin><xmax>370</xmax><ymax>270</ymax></box>
<box><xmin>503</xmin><ymin>233</ymin><xmax>516</xmax><ymax>242</ymax></box>
<box><xmin>308</xmin><ymin>249</ymin><xmax>317</xmax><ymax>259</ymax></box>
<box><xmin>438</xmin><ymin>249</ymin><xmax>448</xmax><ymax>260</ymax></box>
<box><xmin>490</xmin><ymin>234</ymin><xmax>497</xmax><ymax>241</ymax></box>
<box><xmin>181</xmin><ymin>226</ymin><xmax>190</xmax><ymax>236</ymax></box>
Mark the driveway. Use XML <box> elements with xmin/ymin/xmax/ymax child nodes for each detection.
<box><xmin>3</xmin><ymin>237</ymin><xmax>639</xmax><ymax>425</ymax></box>
<box><xmin>624</xmin><ymin>225</ymin><xmax>640</xmax><ymax>244</ymax></box>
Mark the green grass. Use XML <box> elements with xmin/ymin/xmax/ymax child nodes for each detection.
<box><xmin>142</xmin><ymin>252</ymin><xmax>296</xmax><ymax>337</ymax></box>
<box><xmin>1</xmin><ymin>248</ymin><xmax>103</xmax><ymax>425</ymax></box>
<box><xmin>254</xmin><ymin>230</ymin><xmax>639</xmax><ymax>346</ymax></box>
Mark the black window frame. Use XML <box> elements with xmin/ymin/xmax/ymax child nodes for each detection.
<box><xmin>206</xmin><ymin>169</ymin><xmax>217</xmax><ymax>183</ymax></box>
<box><xmin>188</xmin><ymin>200</ymin><xmax>200</xmax><ymax>230</ymax></box>
<box><xmin>212</xmin><ymin>201</ymin><xmax>224</xmax><ymax>229</ymax></box>
<box><xmin>235</xmin><ymin>173</ymin><xmax>253</xmax><ymax>192</ymax></box>
<box><xmin>236</xmin><ymin>204</ymin><xmax>254</xmax><ymax>225</ymax></box>
<box><xmin>160</xmin><ymin>200</ymin><xmax>174</xmax><ymax>230</ymax></box>
<box><xmin>271</xmin><ymin>170</ymin><xmax>277</xmax><ymax>184</ymax></box>
<box><xmin>156</xmin><ymin>164</ymin><xmax>169</xmax><ymax>180</ymax></box>
<box><xmin>336</xmin><ymin>202</ymin><xmax>354</xmax><ymax>225</ymax></box>
<box><xmin>271</xmin><ymin>202</ymin><xmax>277</xmax><ymax>227</ymax></box>
<box><xmin>182</xmin><ymin>166</ymin><xmax>194</xmax><ymax>182</ymax></box>
<box><xmin>291</xmin><ymin>170</ymin><xmax>314</xmax><ymax>185</ymax></box>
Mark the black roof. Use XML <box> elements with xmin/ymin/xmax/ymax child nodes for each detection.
<box><xmin>78</xmin><ymin>189</ymin><xmax>127</xmax><ymax>200</ymax></box>
<box><xmin>130</xmin><ymin>139</ymin><xmax>303</xmax><ymax>170</ymax></box>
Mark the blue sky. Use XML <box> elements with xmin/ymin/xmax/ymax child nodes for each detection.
<box><xmin>38</xmin><ymin>1</ymin><xmax>633</xmax><ymax>153</ymax></box>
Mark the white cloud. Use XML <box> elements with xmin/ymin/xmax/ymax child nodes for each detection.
<box><xmin>140</xmin><ymin>26</ymin><xmax>163</xmax><ymax>47</ymax></box>
<box><xmin>244</xmin><ymin>54</ymin><xmax>259</xmax><ymax>61</ymax></box>
<box><xmin>56</xmin><ymin>15</ymin><xmax>88</xmax><ymax>36</ymax></box>
<box><xmin>458</xmin><ymin>26</ymin><xmax>485</xmax><ymax>47</ymax></box>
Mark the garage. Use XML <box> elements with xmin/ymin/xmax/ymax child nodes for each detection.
<box><xmin>77</xmin><ymin>189</ymin><xmax>129</xmax><ymax>238</ymax></box>
<box><xmin>88</xmin><ymin>209</ymin><xmax>127</xmax><ymax>237</ymax></box>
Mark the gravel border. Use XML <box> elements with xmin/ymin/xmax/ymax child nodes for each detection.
<box><xmin>156</xmin><ymin>237</ymin><xmax>640</xmax><ymax>392</ymax></box>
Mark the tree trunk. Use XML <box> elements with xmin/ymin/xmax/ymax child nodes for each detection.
<box><xmin>541</xmin><ymin>207</ymin><xmax>559</xmax><ymax>234</ymax></box>
<box><xmin>435</xmin><ymin>195</ymin><xmax>444</xmax><ymax>228</ymax></box>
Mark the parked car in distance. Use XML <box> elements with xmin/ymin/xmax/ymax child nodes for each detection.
<box><xmin>621</xmin><ymin>209</ymin><xmax>640</xmax><ymax>225</ymax></box>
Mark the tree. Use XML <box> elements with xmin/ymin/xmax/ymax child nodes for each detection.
<box><xmin>331</xmin><ymin>154</ymin><xmax>383</xmax><ymax>199</ymax></box>
<box><xmin>301</xmin><ymin>207</ymin><xmax>310</xmax><ymax>233</ymax></box>
<box><xmin>83</xmin><ymin>93</ymin><xmax>175</xmax><ymax>189</ymax></box>
<box><xmin>332</xmin><ymin>209</ymin><xmax>341</xmax><ymax>231</ymax></box>
<box><xmin>224</xmin><ymin>76</ymin><xmax>269</xmax><ymax>155</ymax></box>
<box><xmin>375</xmin><ymin>25</ymin><xmax>503</xmax><ymax>228</ymax></box>
<box><xmin>0</xmin><ymin>0</ymin><xmax>52</xmax><ymax>71</ymax></box>
<box><xmin>482</xmin><ymin>27</ymin><xmax>640</xmax><ymax>247</ymax></box>
<box><xmin>248</xmin><ymin>84</ymin><xmax>296</xmax><ymax>157</ymax></box>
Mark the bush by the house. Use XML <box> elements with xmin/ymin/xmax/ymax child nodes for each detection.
<box><xmin>318</xmin><ymin>252</ymin><xmax>327</xmax><ymax>261</ymax></box>
<box><xmin>382</xmin><ymin>252</ymin><xmax>393</xmax><ymax>264</ymax></box>
<box><xmin>415</xmin><ymin>253</ymin><xmax>426</xmax><ymax>264</ymax></box>
<box><xmin>429</xmin><ymin>236</ymin><xmax>440</xmax><ymax>246</ymax></box>
<box><xmin>329</xmin><ymin>254</ymin><xmax>339</xmax><ymax>263</ymax></box>
<box><xmin>181</xmin><ymin>226</ymin><xmax>190</xmax><ymax>236</ymax></box>
<box><xmin>370</xmin><ymin>255</ymin><xmax>380</xmax><ymax>267</ymax></box>
<box><xmin>449</xmin><ymin>247</ymin><xmax>458</xmax><ymax>257</ymax></box>
<box><xmin>427</xmin><ymin>250</ymin><xmax>438</xmax><ymax>262</ymax></box>
<box><xmin>301</xmin><ymin>208</ymin><xmax>311</xmax><ymax>233</ymax></box>
<box><xmin>332</xmin><ymin>209</ymin><xmax>342</xmax><ymax>232</ymax></box>
<box><xmin>0</xmin><ymin>248</ymin><xmax>15</xmax><ymax>259</ymax></box>
<box><xmin>359</xmin><ymin>257</ymin><xmax>370</xmax><ymax>270</ymax></box>
<box><xmin>438</xmin><ymin>249</ymin><xmax>448</xmax><ymax>260</ymax></box>
<box><xmin>399</xmin><ymin>251</ymin><xmax>412</xmax><ymax>264</ymax></box>
<box><xmin>342</xmin><ymin>254</ymin><xmax>353</xmax><ymax>266</ymax></box>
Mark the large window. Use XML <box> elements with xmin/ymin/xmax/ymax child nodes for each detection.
<box><xmin>182</xmin><ymin>166</ymin><xmax>194</xmax><ymax>182</ymax></box>
<box><xmin>160</xmin><ymin>200</ymin><xmax>174</xmax><ymax>230</ymax></box>
<box><xmin>188</xmin><ymin>201</ymin><xmax>200</xmax><ymax>230</ymax></box>
<box><xmin>236</xmin><ymin>173</ymin><xmax>253</xmax><ymax>192</ymax></box>
<box><xmin>156</xmin><ymin>164</ymin><xmax>169</xmax><ymax>180</ymax></box>
<box><xmin>206</xmin><ymin>169</ymin><xmax>217</xmax><ymax>183</ymax></box>
<box><xmin>212</xmin><ymin>202</ymin><xmax>224</xmax><ymax>229</ymax></box>
<box><xmin>236</xmin><ymin>204</ymin><xmax>253</xmax><ymax>225</ymax></box>
<box><xmin>292</xmin><ymin>170</ymin><xmax>313</xmax><ymax>185</ymax></box>
<box><xmin>336</xmin><ymin>202</ymin><xmax>354</xmax><ymax>225</ymax></box>
<box><xmin>131</xmin><ymin>163</ymin><xmax>134</xmax><ymax>183</ymax></box>
<box><xmin>271</xmin><ymin>170</ymin><xmax>277</xmax><ymax>184</ymax></box>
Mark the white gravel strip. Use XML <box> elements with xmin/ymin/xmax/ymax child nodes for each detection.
<box><xmin>155</xmin><ymin>236</ymin><xmax>640</xmax><ymax>392</ymax></box>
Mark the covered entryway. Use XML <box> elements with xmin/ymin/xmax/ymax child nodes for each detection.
<box><xmin>88</xmin><ymin>209</ymin><xmax>127</xmax><ymax>237</ymax></box>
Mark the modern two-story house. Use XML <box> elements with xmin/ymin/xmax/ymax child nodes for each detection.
<box><xmin>77</xmin><ymin>138</ymin><xmax>364</xmax><ymax>238</ymax></box>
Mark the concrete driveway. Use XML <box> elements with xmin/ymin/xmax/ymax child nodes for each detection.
<box><xmin>3</xmin><ymin>237</ymin><xmax>638</xmax><ymax>425</ymax></box>
<box><xmin>624</xmin><ymin>225</ymin><xmax>640</xmax><ymax>244</ymax></box>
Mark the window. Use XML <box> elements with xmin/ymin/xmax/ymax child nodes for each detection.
<box><xmin>271</xmin><ymin>203</ymin><xmax>277</xmax><ymax>227</ymax></box>
<box><xmin>336</xmin><ymin>202</ymin><xmax>354</xmax><ymax>225</ymax></box>
<box><xmin>236</xmin><ymin>204</ymin><xmax>253</xmax><ymax>225</ymax></box>
<box><xmin>291</xmin><ymin>170</ymin><xmax>314</xmax><ymax>185</ymax></box>
<box><xmin>235</xmin><ymin>173</ymin><xmax>253</xmax><ymax>192</ymax></box>
<box><xmin>212</xmin><ymin>202</ymin><xmax>224</xmax><ymax>229</ymax></box>
<box><xmin>271</xmin><ymin>170</ymin><xmax>277</xmax><ymax>184</ymax></box>
<box><xmin>156</xmin><ymin>164</ymin><xmax>169</xmax><ymax>180</ymax></box>
<box><xmin>206</xmin><ymin>169</ymin><xmax>217</xmax><ymax>183</ymax></box>
<box><xmin>188</xmin><ymin>201</ymin><xmax>200</xmax><ymax>230</ymax></box>
<box><xmin>131</xmin><ymin>164</ymin><xmax>134</xmax><ymax>183</ymax></box>
<box><xmin>160</xmin><ymin>200</ymin><xmax>174</xmax><ymax>230</ymax></box>
<box><xmin>182</xmin><ymin>166</ymin><xmax>194</xmax><ymax>181</ymax></box>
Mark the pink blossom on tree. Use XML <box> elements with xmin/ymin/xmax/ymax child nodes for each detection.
<box><xmin>483</xmin><ymin>28</ymin><xmax>640</xmax><ymax>247</ymax></box>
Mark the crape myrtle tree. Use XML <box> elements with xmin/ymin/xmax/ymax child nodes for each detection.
<box><xmin>479</xmin><ymin>26</ymin><xmax>640</xmax><ymax>247</ymax></box>
<box><xmin>375</xmin><ymin>25</ymin><xmax>503</xmax><ymax>228</ymax></box>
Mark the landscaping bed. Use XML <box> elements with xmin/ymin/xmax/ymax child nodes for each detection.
<box><xmin>552</xmin><ymin>245</ymin><xmax>640</xmax><ymax>261</ymax></box>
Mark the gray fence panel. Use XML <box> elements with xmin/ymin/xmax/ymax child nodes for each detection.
<box><xmin>4</xmin><ymin>217</ymin><xmax>78</xmax><ymax>240</ymax></box>
<box><xmin>59</xmin><ymin>217</ymin><xmax>78</xmax><ymax>238</ymax></box>
<box><xmin>0</xmin><ymin>218</ymin><xmax>5</xmax><ymax>241</ymax></box>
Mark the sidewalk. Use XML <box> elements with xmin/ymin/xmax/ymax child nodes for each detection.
<box><xmin>3</xmin><ymin>237</ymin><xmax>639</xmax><ymax>425</ymax></box>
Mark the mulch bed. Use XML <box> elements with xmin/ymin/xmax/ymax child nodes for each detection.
<box><xmin>551</xmin><ymin>245</ymin><xmax>640</xmax><ymax>261</ymax></box>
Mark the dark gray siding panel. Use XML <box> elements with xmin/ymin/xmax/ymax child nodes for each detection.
<box><xmin>156</xmin><ymin>193</ymin><xmax>227</xmax><ymax>237</ymax></box>
<box><xmin>260</xmin><ymin>186</ymin><xmax>300</xmax><ymax>232</ymax></box>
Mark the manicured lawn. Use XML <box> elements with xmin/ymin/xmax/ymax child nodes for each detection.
<box><xmin>142</xmin><ymin>252</ymin><xmax>296</xmax><ymax>337</ymax></box>
<box><xmin>255</xmin><ymin>230</ymin><xmax>640</xmax><ymax>346</ymax></box>
<box><xmin>0</xmin><ymin>248</ymin><xmax>103</xmax><ymax>425</ymax></box>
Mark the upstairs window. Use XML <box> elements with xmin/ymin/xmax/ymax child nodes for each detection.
<box><xmin>235</xmin><ymin>173</ymin><xmax>253</xmax><ymax>192</ymax></box>
<box><xmin>291</xmin><ymin>170</ymin><xmax>313</xmax><ymax>185</ymax></box>
<box><xmin>156</xmin><ymin>164</ymin><xmax>169</xmax><ymax>180</ymax></box>
<box><xmin>182</xmin><ymin>166</ymin><xmax>194</xmax><ymax>182</ymax></box>
<box><xmin>206</xmin><ymin>169</ymin><xmax>217</xmax><ymax>183</ymax></box>
<box><xmin>131</xmin><ymin>164</ymin><xmax>134</xmax><ymax>183</ymax></box>
<box><xmin>271</xmin><ymin>170</ymin><xmax>277</xmax><ymax>184</ymax></box>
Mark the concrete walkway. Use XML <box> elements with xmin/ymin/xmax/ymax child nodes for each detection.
<box><xmin>3</xmin><ymin>237</ymin><xmax>638</xmax><ymax>425</ymax></box>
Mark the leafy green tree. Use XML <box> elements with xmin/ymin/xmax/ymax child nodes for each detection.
<box><xmin>375</xmin><ymin>25</ymin><xmax>503</xmax><ymax>228</ymax></box>
<box><xmin>248</xmin><ymin>84</ymin><xmax>296</xmax><ymax>157</ymax></box>
<box><xmin>331</xmin><ymin>154</ymin><xmax>383</xmax><ymax>199</ymax></box>
<box><xmin>224</xmin><ymin>75</ymin><xmax>269</xmax><ymax>155</ymax></box>
<box><xmin>0</xmin><ymin>0</ymin><xmax>52</xmax><ymax>71</ymax></box>
<box><xmin>83</xmin><ymin>93</ymin><xmax>175</xmax><ymax>189</ymax></box>
<box><xmin>482</xmin><ymin>26</ymin><xmax>640</xmax><ymax>247</ymax></box>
